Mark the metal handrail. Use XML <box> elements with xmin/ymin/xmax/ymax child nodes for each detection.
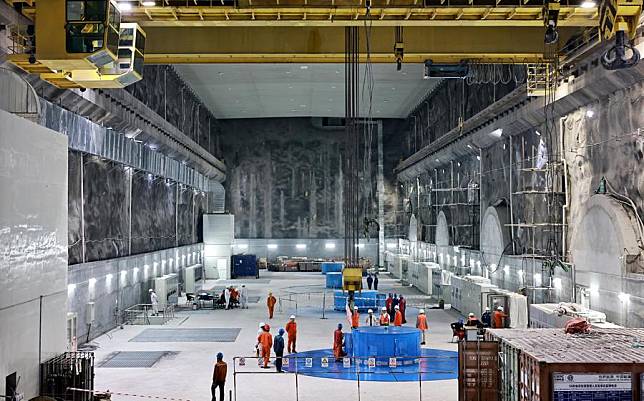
<box><xmin>231</xmin><ymin>355</ymin><xmax>458</xmax><ymax>401</ymax></box>
<box><xmin>123</xmin><ymin>303</ymin><xmax>175</xmax><ymax>325</ymax></box>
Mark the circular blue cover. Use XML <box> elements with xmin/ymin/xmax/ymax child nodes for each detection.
<box><xmin>349</xmin><ymin>326</ymin><xmax>421</xmax><ymax>366</ymax></box>
<box><xmin>282</xmin><ymin>348</ymin><xmax>458</xmax><ymax>382</ymax></box>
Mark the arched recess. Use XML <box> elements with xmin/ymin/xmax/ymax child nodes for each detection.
<box><xmin>570</xmin><ymin>195</ymin><xmax>643</xmax><ymax>285</ymax></box>
<box><xmin>435</xmin><ymin>210</ymin><xmax>450</xmax><ymax>246</ymax></box>
<box><xmin>480</xmin><ymin>206</ymin><xmax>511</xmax><ymax>261</ymax></box>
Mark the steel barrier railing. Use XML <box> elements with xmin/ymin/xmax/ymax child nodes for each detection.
<box><xmin>231</xmin><ymin>355</ymin><xmax>458</xmax><ymax>401</ymax></box>
<box><xmin>123</xmin><ymin>303</ymin><xmax>175</xmax><ymax>325</ymax></box>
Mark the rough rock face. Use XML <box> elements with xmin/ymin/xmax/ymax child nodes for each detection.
<box><xmin>219</xmin><ymin>118</ymin><xmax>406</xmax><ymax>239</ymax></box>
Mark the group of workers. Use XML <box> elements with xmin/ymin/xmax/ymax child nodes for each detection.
<box><xmin>365</xmin><ymin>273</ymin><xmax>379</xmax><ymax>290</ymax></box>
<box><xmin>385</xmin><ymin>293</ymin><xmax>407</xmax><ymax>323</ymax></box>
<box><xmin>255</xmin><ymin>315</ymin><xmax>297</xmax><ymax>372</ymax></box>
<box><xmin>340</xmin><ymin>307</ymin><xmax>430</xmax><ymax>352</ymax></box>
<box><xmin>218</xmin><ymin>285</ymin><xmax>249</xmax><ymax>309</ymax></box>
<box><xmin>452</xmin><ymin>306</ymin><xmax>508</xmax><ymax>340</ymax></box>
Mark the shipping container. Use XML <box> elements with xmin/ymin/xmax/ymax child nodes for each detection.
<box><xmin>483</xmin><ymin>328</ymin><xmax>644</xmax><ymax>401</ymax></box>
<box><xmin>231</xmin><ymin>254</ymin><xmax>257</xmax><ymax>278</ymax></box>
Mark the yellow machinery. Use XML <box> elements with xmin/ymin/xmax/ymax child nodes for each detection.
<box><xmin>36</xmin><ymin>0</ymin><xmax>121</xmax><ymax>71</ymax></box>
<box><xmin>71</xmin><ymin>23</ymin><xmax>147</xmax><ymax>88</ymax></box>
<box><xmin>342</xmin><ymin>265</ymin><xmax>363</xmax><ymax>292</ymax></box>
<box><xmin>7</xmin><ymin>0</ymin><xmax>146</xmax><ymax>88</ymax></box>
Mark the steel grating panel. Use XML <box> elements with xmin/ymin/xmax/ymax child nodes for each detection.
<box><xmin>129</xmin><ymin>328</ymin><xmax>241</xmax><ymax>342</ymax></box>
<box><xmin>98</xmin><ymin>351</ymin><xmax>173</xmax><ymax>368</ymax></box>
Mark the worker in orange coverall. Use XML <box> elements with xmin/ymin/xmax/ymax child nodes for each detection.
<box><xmin>416</xmin><ymin>309</ymin><xmax>429</xmax><ymax>345</ymax></box>
<box><xmin>493</xmin><ymin>306</ymin><xmax>508</xmax><ymax>328</ymax></box>
<box><xmin>285</xmin><ymin>315</ymin><xmax>297</xmax><ymax>353</ymax></box>
<box><xmin>393</xmin><ymin>305</ymin><xmax>403</xmax><ymax>326</ymax></box>
<box><xmin>351</xmin><ymin>306</ymin><xmax>360</xmax><ymax>329</ymax></box>
<box><xmin>267</xmin><ymin>291</ymin><xmax>277</xmax><ymax>319</ymax></box>
<box><xmin>258</xmin><ymin>324</ymin><xmax>273</xmax><ymax>368</ymax></box>
<box><xmin>333</xmin><ymin>323</ymin><xmax>346</xmax><ymax>362</ymax></box>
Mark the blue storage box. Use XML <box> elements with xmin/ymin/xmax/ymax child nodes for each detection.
<box><xmin>326</xmin><ymin>272</ymin><xmax>343</xmax><ymax>289</ymax></box>
<box><xmin>333</xmin><ymin>290</ymin><xmax>385</xmax><ymax>312</ymax></box>
<box><xmin>321</xmin><ymin>262</ymin><xmax>343</xmax><ymax>274</ymax></box>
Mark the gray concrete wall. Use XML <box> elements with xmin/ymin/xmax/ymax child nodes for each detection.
<box><xmin>67</xmin><ymin>244</ymin><xmax>203</xmax><ymax>342</ymax></box>
<box><xmin>0</xmin><ymin>109</ymin><xmax>68</xmax><ymax>400</ymax></box>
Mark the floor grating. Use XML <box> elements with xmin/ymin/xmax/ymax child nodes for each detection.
<box><xmin>98</xmin><ymin>351</ymin><xmax>175</xmax><ymax>368</ymax></box>
<box><xmin>129</xmin><ymin>328</ymin><xmax>241</xmax><ymax>342</ymax></box>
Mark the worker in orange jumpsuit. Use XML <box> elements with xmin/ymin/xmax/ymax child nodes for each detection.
<box><xmin>285</xmin><ymin>315</ymin><xmax>297</xmax><ymax>353</ymax></box>
<box><xmin>399</xmin><ymin>295</ymin><xmax>407</xmax><ymax>324</ymax></box>
<box><xmin>393</xmin><ymin>305</ymin><xmax>403</xmax><ymax>326</ymax></box>
<box><xmin>379</xmin><ymin>307</ymin><xmax>390</xmax><ymax>326</ymax></box>
<box><xmin>493</xmin><ymin>306</ymin><xmax>508</xmax><ymax>328</ymax></box>
<box><xmin>416</xmin><ymin>309</ymin><xmax>429</xmax><ymax>345</ymax></box>
<box><xmin>385</xmin><ymin>294</ymin><xmax>394</xmax><ymax>319</ymax></box>
<box><xmin>267</xmin><ymin>291</ymin><xmax>277</xmax><ymax>319</ymax></box>
<box><xmin>351</xmin><ymin>306</ymin><xmax>360</xmax><ymax>329</ymax></box>
<box><xmin>258</xmin><ymin>324</ymin><xmax>273</xmax><ymax>368</ymax></box>
<box><xmin>333</xmin><ymin>323</ymin><xmax>346</xmax><ymax>361</ymax></box>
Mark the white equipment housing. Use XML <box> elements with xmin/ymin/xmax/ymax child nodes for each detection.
<box><xmin>155</xmin><ymin>273</ymin><xmax>179</xmax><ymax>308</ymax></box>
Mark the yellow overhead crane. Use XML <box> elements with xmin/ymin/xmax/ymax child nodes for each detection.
<box><xmin>7</xmin><ymin>0</ymin><xmax>146</xmax><ymax>88</ymax></box>
<box><xmin>4</xmin><ymin>0</ymin><xmax>641</xmax><ymax>85</ymax></box>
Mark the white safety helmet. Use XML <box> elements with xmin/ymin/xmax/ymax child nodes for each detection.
<box><xmin>354</xmin><ymin>306</ymin><xmax>359</xmax><ymax>310</ymax></box>
<box><xmin>259</xmin><ymin>322</ymin><xmax>266</xmax><ymax>328</ymax></box>
<box><xmin>368</xmin><ymin>309</ymin><xmax>373</xmax><ymax>313</ymax></box>
<box><xmin>290</xmin><ymin>315</ymin><xmax>296</xmax><ymax>320</ymax></box>
<box><xmin>149</xmin><ymin>289</ymin><xmax>153</xmax><ymax>292</ymax></box>
<box><xmin>381</xmin><ymin>307</ymin><xmax>387</xmax><ymax>311</ymax></box>
<box><xmin>419</xmin><ymin>309</ymin><xmax>425</xmax><ymax>314</ymax></box>
<box><xmin>485</xmin><ymin>307</ymin><xmax>490</xmax><ymax>312</ymax></box>
<box><xmin>468</xmin><ymin>312</ymin><xmax>475</xmax><ymax>317</ymax></box>
<box><xmin>497</xmin><ymin>306</ymin><xmax>504</xmax><ymax>311</ymax></box>
<box><xmin>395</xmin><ymin>305</ymin><xmax>400</xmax><ymax>310</ymax></box>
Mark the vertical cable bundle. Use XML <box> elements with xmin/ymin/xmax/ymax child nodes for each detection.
<box><xmin>344</xmin><ymin>26</ymin><xmax>360</xmax><ymax>265</ymax></box>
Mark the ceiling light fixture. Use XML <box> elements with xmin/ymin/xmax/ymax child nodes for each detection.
<box><xmin>300</xmin><ymin>65</ymin><xmax>309</xmax><ymax>70</ymax></box>
<box><xmin>489</xmin><ymin>128</ymin><xmax>503</xmax><ymax>138</ymax></box>
<box><xmin>117</xmin><ymin>2</ymin><xmax>133</xmax><ymax>11</ymax></box>
<box><xmin>580</xmin><ymin>1</ymin><xmax>596</xmax><ymax>7</ymax></box>
<box><xmin>141</xmin><ymin>0</ymin><xmax>156</xmax><ymax>5</ymax></box>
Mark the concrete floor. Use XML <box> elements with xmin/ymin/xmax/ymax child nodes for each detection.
<box><xmin>92</xmin><ymin>271</ymin><xmax>461</xmax><ymax>401</ymax></box>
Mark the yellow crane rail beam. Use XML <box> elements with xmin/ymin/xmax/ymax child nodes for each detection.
<box><xmin>120</xmin><ymin>5</ymin><xmax>597</xmax><ymax>26</ymax></box>
<box><xmin>141</xmin><ymin>25</ymin><xmax>582</xmax><ymax>63</ymax></box>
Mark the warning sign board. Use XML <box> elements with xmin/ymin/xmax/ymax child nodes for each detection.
<box><xmin>343</xmin><ymin>358</ymin><xmax>351</xmax><ymax>368</ymax></box>
<box><xmin>305</xmin><ymin>358</ymin><xmax>313</xmax><ymax>368</ymax></box>
<box><xmin>321</xmin><ymin>357</ymin><xmax>329</xmax><ymax>368</ymax></box>
<box><xmin>239</xmin><ymin>358</ymin><xmax>245</xmax><ymax>366</ymax></box>
<box><xmin>389</xmin><ymin>358</ymin><xmax>397</xmax><ymax>368</ymax></box>
<box><xmin>283</xmin><ymin>357</ymin><xmax>289</xmax><ymax>367</ymax></box>
<box><xmin>367</xmin><ymin>358</ymin><xmax>376</xmax><ymax>368</ymax></box>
